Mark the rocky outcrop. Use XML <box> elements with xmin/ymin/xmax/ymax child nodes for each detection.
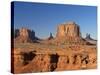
<box><xmin>48</xmin><ymin>33</ymin><xmax>54</xmax><ymax>40</ymax></box>
<box><xmin>56</xmin><ymin>21</ymin><xmax>81</xmax><ymax>38</ymax></box>
<box><xmin>13</xmin><ymin>48</ymin><xmax>97</xmax><ymax>73</ymax></box>
<box><xmin>54</xmin><ymin>21</ymin><xmax>86</xmax><ymax>45</ymax></box>
<box><xmin>14</xmin><ymin>29</ymin><xmax>19</xmax><ymax>38</ymax></box>
<box><xmin>14</xmin><ymin>28</ymin><xmax>38</xmax><ymax>43</ymax></box>
<box><xmin>85</xmin><ymin>33</ymin><xmax>97</xmax><ymax>45</ymax></box>
<box><xmin>56</xmin><ymin>24</ymin><xmax>66</xmax><ymax>37</ymax></box>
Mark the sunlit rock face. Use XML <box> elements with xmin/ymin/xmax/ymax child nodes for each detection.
<box><xmin>56</xmin><ymin>24</ymin><xmax>66</xmax><ymax>37</ymax></box>
<box><xmin>56</xmin><ymin>21</ymin><xmax>81</xmax><ymax>38</ymax></box>
<box><xmin>54</xmin><ymin>21</ymin><xmax>87</xmax><ymax>45</ymax></box>
<box><xmin>13</xmin><ymin>48</ymin><xmax>97</xmax><ymax>73</ymax></box>
<box><xmin>19</xmin><ymin>28</ymin><xmax>30</xmax><ymax>38</ymax></box>
<box><xmin>65</xmin><ymin>22</ymin><xmax>80</xmax><ymax>37</ymax></box>
<box><xmin>14</xmin><ymin>28</ymin><xmax>36</xmax><ymax>43</ymax></box>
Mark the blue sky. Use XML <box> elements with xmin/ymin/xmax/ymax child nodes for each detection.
<box><xmin>13</xmin><ymin>1</ymin><xmax>97</xmax><ymax>39</ymax></box>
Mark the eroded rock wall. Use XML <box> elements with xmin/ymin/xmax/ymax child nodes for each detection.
<box><xmin>13</xmin><ymin>49</ymin><xmax>97</xmax><ymax>73</ymax></box>
<box><xmin>14</xmin><ymin>28</ymin><xmax>36</xmax><ymax>43</ymax></box>
<box><xmin>56</xmin><ymin>22</ymin><xmax>81</xmax><ymax>38</ymax></box>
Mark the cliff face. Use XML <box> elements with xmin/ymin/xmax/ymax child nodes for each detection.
<box><xmin>13</xmin><ymin>48</ymin><xmax>97</xmax><ymax>73</ymax></box>
<box><xmin>53</xmin><ymin>22</ymin><xmax>87</xmax><ymax>45</ymax></box>
<box><xmin>56</xmin><ymin>24</ymin><xmax>66</xmax><ymax>37</ymax></box>
<box><xmin>56</xmin><ymin>22</ymin><xmax>80</xmax><ymax>38</ymax></box>
<box><xmin>14</xmin><ymin>28</ymin><xmax>37</xmax><ymax>43</ymax></box>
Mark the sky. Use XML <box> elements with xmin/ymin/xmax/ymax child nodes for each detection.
<box><xmin>13</xmin><ymin>1</ymin><xmax>97</xmax><ymax>39</ymax></box>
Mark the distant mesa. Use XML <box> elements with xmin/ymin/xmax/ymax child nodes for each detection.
<box><xmin>14</xmin><ymin>21</ymin><xmax>96</xmax><ymax>45</ymax></box>
<box><xmin>14</xmin><ymin>27</ymin><xmax>39</xmax><ymax>43</ymax></box>
<box><xmin>54</xmin><ymin>21</ymin><xmax>86</xmax><ymax>45</ymax></box>
<box><xmin>56</xmin><ymin>21</ymin><xmax>81</xmax><ymax>38</ymax></box>
<box><xmin>54</xmin><ymin>21</ymin><xmax>97</xmax><ymax>45</ymax></box>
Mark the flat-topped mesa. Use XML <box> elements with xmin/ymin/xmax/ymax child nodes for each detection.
<box><xmin>14</xmin><ymin>27</ymin><xmax>36</xmax><ymax>43</ymax></box>
<box><xmin>56</xmin><ymin>21</ymin><xmax>81</xmax><ymax>38</ymax></box>
<box><xmin>53</xmin><ymin>21</ymin><xmax>88</xmax><ymax>45</ymax></box>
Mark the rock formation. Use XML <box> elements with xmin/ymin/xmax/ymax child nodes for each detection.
<box><xmin>14</xmin><ymin>29</ymin><xmax>19</xmax><ymax>38</ymax></box>
<box><xmin>14</xmin><ymin>28</ymin><xmax>38</xmax><ymax>43</ymax></box>
<box><xmin>56</xmin><ymin>24</ymin><xmax>66</xmax><ymax>37</ymax></box>
<box><xmin>12</xmin><ymin>21</ymin><xmax>97</xmax><ymax>74</ymax></box>
<box><xmin>48</xmin><ymin>33</ymin><xmax>54</xmax><ymax>40</ymax></box>
<box><xmin>54</xmin><ymin>21</ymin><xmax>88</xmax><ymax>45</ymax></box>
<box><xmin>56</xmin><ymin>21</ymin><xmax>81</xmax><ymax>38</ymax></box>
<box><xmin>13</xmin><ymin>47</ymin><xmax>97</xmax><ymax>73</ymax></box>
<box><xmin>85</xmin><ymin>33</ymin><xmax>97</xmax><ymax>45</ymax></box>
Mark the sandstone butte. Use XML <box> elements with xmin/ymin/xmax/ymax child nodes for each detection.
<box><xmin>12</xmin><ymin>21</ymin><xmax>97</xmax><ymax>74</ymax></box>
